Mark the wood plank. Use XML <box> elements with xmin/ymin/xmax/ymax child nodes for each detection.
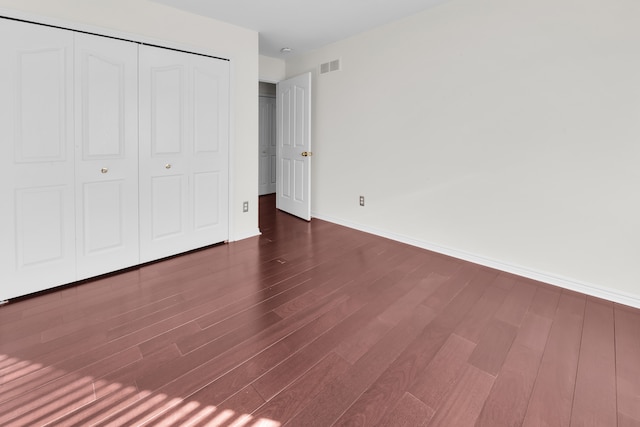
<box><xmin>271</xmin><ymin>270</ymin><xmax>360</xmax><ymax>319</ymax></box>
<box><xmin>192</xmin><ymin>258</ymin><xmax>358</xmax><ymax>331</ymax></box>
<box><xmin>0</xmin><ymin>346</ymin><xmax>142</xmax><ymax>405</ymax></box>
<box><xmin>93</xmin><ymin>344</ymin><xmax>181</xmax><ymax>398</ymax></box>
<box><xmin>619</xmin><ymin>412</ymin><xmax>640</xmax><ymax>427</ymax></box>
<box><xmin>89</xmin><ymin>292</ymin><xmax>355</xmax><ymax>424</ymax></box>
<box><xmin>491</xmin><ymin>272</ymin><xmax>517</xmax><ymax>290</ymax></box>
<box><xmin>286</xmin><ymin>305</ymin><xmax>437</xmax><ymax>427</ymax></box>
<box><xmin>219</xmin><ymin>385</ymin><xmax>266</xmax><ymax>417</ymax></box>
<box><xmin>375</xmin><ymin>392</ymin><xmax>434</xmax><ymax>427</ymax></box>
<box><xmin>177</xmin><ymin>304</ymin><xmax>291</xmax><ymax>355</ymax></box>
<box><xmin>570</xmin><ymin>298</ymin><xmax>617</xmax><ymax>427</ymax></box>
<box><xmin>421</xmin><ymin>264</ymin><xmax>474</xmax><ymax>312</ymax></box>
<box><xmin>331</xmin><ymin>269</ymin><xmax>496</xmax><ymax>426</ymax></box>
<box><xmin>527</xmin><ymin>283</ymin><xmax>561</xmax><ymax>319</ymax></box>
<box><xmin>377</xmin><ymin>272</ymin><xmax>449</xmax><ymax>325</ymax></box>
<box><xmin>0</xmin><ymin>374</ymin><xmax>96</xmax><ymax>426</ymax></box>
<box><xmin>178</xmin><ymin>296</ymin><xmax>365</xmax><ymax>406</ymax></box>
<box><xmin>334</xmin><ymin>317</ymin><xmax>394</xmax><ymax>364</ymax></box>
<box><xmin>332</xmin><ymin>273</ymin><xmax>449</xmax><ymax>365</ymax></box>
<box><xmin>251</xmin><ymin>257</ymin><xmax>434</xmax><ymax>402</ymax></box>
<box><xmin>144</xmin><ymin>385</ymin><xmax>265</xmax><ymax>427</ymax></box>
<box><xmin>493</xmin><ymin>279</ymin><xmax>537</xmax><ymax>326</ymax></box>
<box><xmin>426</xmin><ymin>364</ymin><xmax>495</xmax><ymax>426</ymax></box>
<box><xmin>513</xmin><ymin>311</ymin><xmax>554</xmax><ymax>352</ymax></box>
<box><xmin>251</xmin><ymin>352</ymin><xmax>351</xmax><ymax>424</ymax></box>
<box><xmin>137</xmin><ymin>322</ymin><xmax>202</xmax><ymax>357</ymax></box>
<box><xmin>476</xmin><ymin>344</ymin><xmax>538</xmax><ymax>427</ymax></box>
<box><xmin>45</xmin><ymin>381</ymin><xmax>143</xmax><ymax>427</ymax></box>
<box><xmin>468</xmin><ymin>318</ymin><xmax>518</xmax><ymax>376</ymax></box>
<box><xmin>409</xmin><ymin>333</ymin><xmax>476</xmax><ymax>408</ymax></box>
<box><xmin>475</xmin><ymin>312</ymin><xmax>552</xmax><ymax>427</ymax></box>
<box><xmin>522</xmin><ymin>291</ymin><xmax>586</xmax><ymax>427</ymax></box>
<box><xmin>454</xmin><ymin>284</ymin><xmax>510</xmax><ymax>343</ymax></box>
<box><xmin>135</xmin><ymin>310</ymin><xmax>283</xmax><ymax>392</ymax></box>
<box><xmin>615</xmin><ymin>304</ymin><xmax>640</xmax><ymax>423</ymax></box>
<box><xmin>5</xmin><ymin>254</ymin><xmax>288</xmax><ymax>361</ymax></box>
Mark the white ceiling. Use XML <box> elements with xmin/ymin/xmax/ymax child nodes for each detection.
<box><xmin>150</xmin><ymin>0</ymin><xmax>448</xmax><ymax>57</ymax></box>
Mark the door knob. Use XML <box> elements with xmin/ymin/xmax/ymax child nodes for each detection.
<box><xmin>101</xmin><ymin>167</ymin><xmax>108</xmax><ymax>174</ymax></box>
<box><xmin>165</xmin><ymin>164</ymin><xmax>172</xmax><ymax>169</ymax></box>
<box><xmin>301</xmin><ymin>151</ymin><xmax>313</xmax><ymax>157</ymax></box>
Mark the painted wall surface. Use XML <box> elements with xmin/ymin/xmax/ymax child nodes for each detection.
<box><xmin>259</xmin><ymin>55</ymin><xmax>286</xmax><ymax>83</ymax></box>
<box><xmin>286</xmin><ymin>0</ymin><xmax>640</xmax><ymax>305</ymax></box>
<box><xmin>0</xmin><ymin>0</ymin><xmax>260</xmax><ymax>241</ymax></box>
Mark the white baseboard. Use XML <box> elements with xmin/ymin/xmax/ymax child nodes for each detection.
<box><xmin>312</xmin><ymin>212</ymin><xmax>640</xmax><ymax>309</ymax></box>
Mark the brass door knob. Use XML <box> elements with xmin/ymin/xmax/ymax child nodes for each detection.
<box><xmin>165</xmin><ymin>164</ymin><xmax>172</xmax><ymax>169</ymax></box>
<box><xmin>301</xmin><ymin>151</ymin><xmax>313</xmax><ymax>157</ymax></box>
<box><xmin>101</xmin><ymin>167</ymin><xmax>108</xmax><ymax>174</ymax></box>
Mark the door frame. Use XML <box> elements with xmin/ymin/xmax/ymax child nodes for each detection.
<box><xmin>257</xmin><ymin>79</ymin><xmax>279</xmax><ymax>219</ymax></box>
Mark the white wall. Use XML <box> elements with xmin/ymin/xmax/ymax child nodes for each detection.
<box><xmin>286</xmin><ymin>0</ymin><xmax>640</xmax><ymax>307</ymax></box>
<box><xmin>259</xmin><ymin>55</ymin><xmax>286</xmax><ymax>83</ymax></box>
<box><xmin>0</xmin><ymin>0</ymin><xmax>261</xmax><ymax>241</ymax></box>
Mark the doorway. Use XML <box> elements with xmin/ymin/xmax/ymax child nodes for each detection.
<box><xmin>258</xmin><ymin>73</ymin><xmax>313</xmax><ymax>222</ymax></box>
<box><xmin>258</xmin><ymin>82</ymin><xmax>277</xmax><ymax>197</ymax></box>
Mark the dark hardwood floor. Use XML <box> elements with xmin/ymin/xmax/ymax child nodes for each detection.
<box><xmin>1</xmin><ymin>194</ymin><xmax>639</xmax><ymax>426</ymax></box>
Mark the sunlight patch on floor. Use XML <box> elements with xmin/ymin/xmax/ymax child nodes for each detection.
<box><xmin>0</xmin><ymin>356</ymin><xmax>283</xmax><ymax>426</ymax></box>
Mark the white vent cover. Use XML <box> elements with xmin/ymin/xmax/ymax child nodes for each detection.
<box><xmin>320</xmin><ymin>58</ymin><xmax>341</xmax><ymax>74</ymax></box>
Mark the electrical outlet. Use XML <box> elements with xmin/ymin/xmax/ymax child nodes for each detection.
<box><xmin>359</xmin><ymin>196</ymin><xmax>365</xmax><ymax>207</ymax></box>
<box><xmin>243</xmin><ymin>201</ymin><xmax>249</xmax><ymax>212</ymax></box>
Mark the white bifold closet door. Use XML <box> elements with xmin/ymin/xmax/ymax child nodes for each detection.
<box><xmin>74</xmin><ymin>34</ymin><xmax>139</xmax><ymax>280</ymax></box>
<box><xmin>0</xmin><ymin>18</ymin><xmax>229</xmax><ymax>301</ymax></box>
<box><xmin>0</xmin><ymin>20</ymin><xmax>140</xmax><ymax>300</ymax></box>
<box><xmin>139</xmin><ymin>45</ymin><xmax>229</xmax><ymax>263</ymax></box>
<box><xmin>0</xmin><ymin>20</ymin><xmax>76</xmax><ymax>299</ymax></box>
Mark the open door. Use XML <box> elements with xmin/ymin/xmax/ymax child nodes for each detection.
<box><xmin>276</xmin><ymin>72</ymin><xmax>312</xmax><ymax>221</ymax></box>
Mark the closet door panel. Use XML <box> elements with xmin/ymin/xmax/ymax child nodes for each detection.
<box><xmin>0</xmin><ymin>19</ymin><xmax>75</xmax><ymax>300</ymax></box>
<box><xmin>139</xmin><ymin>46</ymin><xmax>190</xmax><ymax>262</ymax></box>
<box><xmin>194</xmin><ymin>171</ymin><xmax>220</xmax><ymax>229</ymax></box>
<box><xmin>15</xmin><ymin>187</ymin><xmax>69</xmax><ymax>268</ymax></box>
<box><xmin>150</xmin><ymin>175</ymin><xmax>186</xmax><ymax>238</ymax></box>
<box><xmin>191</xmin><ymin>55</ymin><xmax>229</xmax><ymax>246</ymax></box>
<box><xmin>16</xmin><ymin>49</ymin><xmax>68</xmax><ymax>162</ymax></box>
<box><xmin>75</xmin><ymin>33</ymin><xmax>139</xmax><ymax>280</ymax></box>
<box><xmin>139</xmin><ymin>45</ymin><xmax>229</xmax><ymax>263</ymax></box>
<box><xmin>193</xmin><ymin>67</ymin><xmax>220</xmax><ymax>153</ymax></box>
<box><xmin>152</xmin><ymin>67</ymin><xmax>184</xmax><ymax>154</ymax></box>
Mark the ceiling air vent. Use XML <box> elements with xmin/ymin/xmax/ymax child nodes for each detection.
<box><xmin>320</xmin><ymin>58</ymin><xmax>341</xmax><ymax>75</ymax></box>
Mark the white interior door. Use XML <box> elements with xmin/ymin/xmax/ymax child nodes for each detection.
<box><xmin>139</xmin><ymin>45</ymin><xmax>229</xmax><ymax>263</ymax></box>
<box><xmin>276</xmin><ymin>72</ymin><xmax>312</xmax><ymax>220</ymax></box>
<box><xmin>259</xmin><ymin>95</ymin><xmax>277</xmax><ymax>195</ymax></box>
<box><xmin>0</xmin><ymin>19</ymin><xmax>76</xmax><ymax>300</ymax></box>
<box><xmin>74</xmin><ymin>33</ymin><xmax>139</xmax><ymax>280</ymax></box>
